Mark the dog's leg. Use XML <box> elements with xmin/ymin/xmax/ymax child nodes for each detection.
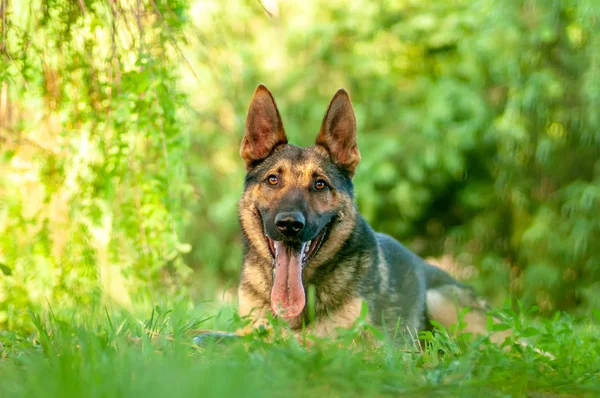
<box><xmin>304</xmin><ymin>296</ymin><xmax>366</xmax><ymax>338</ymax></box>
<box><xmin>425</xmin><ymin>284</ymin><xmax>511</xmax><ymax>344</ymax></box>
<box><xmin>423</xmin><ymin>263</ymin><xmax>511</xmax><ymax>344</ymax></box>
<box><xmin>425</xmin><ymin>284</ymin><xmax>554</xmax><ymax>359</ymax></box>
<box><xmin>192</xmin><ymin>287</ymin><xmax>268</xmax><ymax>346</ymax></box>
<box><xmin>237</xmin><ymin>285</ymin><xmax>274</xmax><ymax>331</ymax></box>
<box><xmin>192</xmin><ymin>331</ymin><xmax>241</xmax><ymax>345</ymax></box>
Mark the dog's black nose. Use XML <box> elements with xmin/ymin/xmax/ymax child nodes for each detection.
<box><xmin>275</xmin><ymin>212</ymin><xmax>305</xmax><ymax>236</ymax></box>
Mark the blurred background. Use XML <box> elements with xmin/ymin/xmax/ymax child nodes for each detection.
<box><xmin>1</xmin><ymin>0</ymin><xmax>599</xmax><ymax>331</ymax></box>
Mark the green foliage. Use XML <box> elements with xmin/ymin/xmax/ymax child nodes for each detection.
<box><xmin>0</xmin><ymin>306</ymin><xmax>598</xmax><ymax>397</ymax></box>
<box><xmin>1</xmin><ymin>0</ymin><xmax>192</xmax><ymax>329</ymax></box>
<box><xmin>1</xmin><ymin>0</ymin><xmax>599</xmax><ymax>332</ymax></box>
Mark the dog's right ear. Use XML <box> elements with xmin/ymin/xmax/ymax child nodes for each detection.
<box><xmin>240</xmin><ymin>84</ymin><xmax>288</xmax><ymax>170</ymax></box>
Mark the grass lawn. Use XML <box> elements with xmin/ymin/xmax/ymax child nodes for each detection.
<box><xmin>0</xmin><ymin>303</ymin><xmax>598</xmax><ymax>398</ymax></box>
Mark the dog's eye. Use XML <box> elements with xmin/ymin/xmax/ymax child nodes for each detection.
<box><xmin>267</xmin><ymin>175</ymin><xmax>279</xmax><ymax>185</ymax></box>
<box><xmin>314</xmin><ymin>180</ymin><xmax>327</xmax><ymax>190</ymax></box>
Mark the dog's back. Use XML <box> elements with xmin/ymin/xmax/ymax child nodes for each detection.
<box><xmin>352</xmin><ymin>219</ymin><xmax>489</xmax><ymax>343</ymax></box>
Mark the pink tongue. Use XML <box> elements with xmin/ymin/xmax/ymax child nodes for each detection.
<box><xmin>270</xmin><ymin>241</ymin><xmax>306</xmax><ymax>319</ymax></box>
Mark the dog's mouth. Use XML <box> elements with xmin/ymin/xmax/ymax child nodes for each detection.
<box><xmin>265</xmin><ymin>228</ymin><xmax>327</xmax><ymax>266</ymax></box>
<box><xmin>265</xmin><ymin>227</ymin><xmax>328</xmax><ymax>320</ymax></box>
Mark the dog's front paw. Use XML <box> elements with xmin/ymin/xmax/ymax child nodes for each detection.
<box><xmin>193</xmin><ymin>332</ymin><xmax>240</xmax><ymax>346</ymax></box>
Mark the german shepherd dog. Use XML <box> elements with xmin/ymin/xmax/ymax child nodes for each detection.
<box><xmin>233</xmin><ymin>84</ymin><xmax>504</xmax><ymax>345</ymax></box>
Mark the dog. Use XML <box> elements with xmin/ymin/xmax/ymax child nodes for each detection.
<box><xmin>232</xmin><ymin>84</ymin><xmax>507</xmax><ymax>346</ymax></box>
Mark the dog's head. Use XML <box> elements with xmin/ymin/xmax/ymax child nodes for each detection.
<box><xmin>238</xmin><ymin>84</ymin><xmax>360</xmax><ymax>320</ymax></box>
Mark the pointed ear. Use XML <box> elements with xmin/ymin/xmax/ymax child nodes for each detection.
<box><xmin>240</xmin><ymin>84</ymin><xmax>288</xmax><ymax>169</ymax></box>
<box><xmin>315</xmin><ymin>89</ymin><xmax>360</xmax><ymax>176</ymax></box>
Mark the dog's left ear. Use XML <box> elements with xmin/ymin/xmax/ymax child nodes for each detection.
<box><xmin>316</xmin><ymin>89</ymin><xmax>360</xmax><ymax>176</ymax></box>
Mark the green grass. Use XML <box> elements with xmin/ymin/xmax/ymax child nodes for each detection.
<box><xmin>0</xmin><ymin>303</ymin><xmax>598</xmax><ymax>398</ymax></box>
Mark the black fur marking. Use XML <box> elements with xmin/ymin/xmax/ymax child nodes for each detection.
<box><xmin>308</xmin><ymin>216</ymin><xmax>377</xmax><ymax>315</ymax></box>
